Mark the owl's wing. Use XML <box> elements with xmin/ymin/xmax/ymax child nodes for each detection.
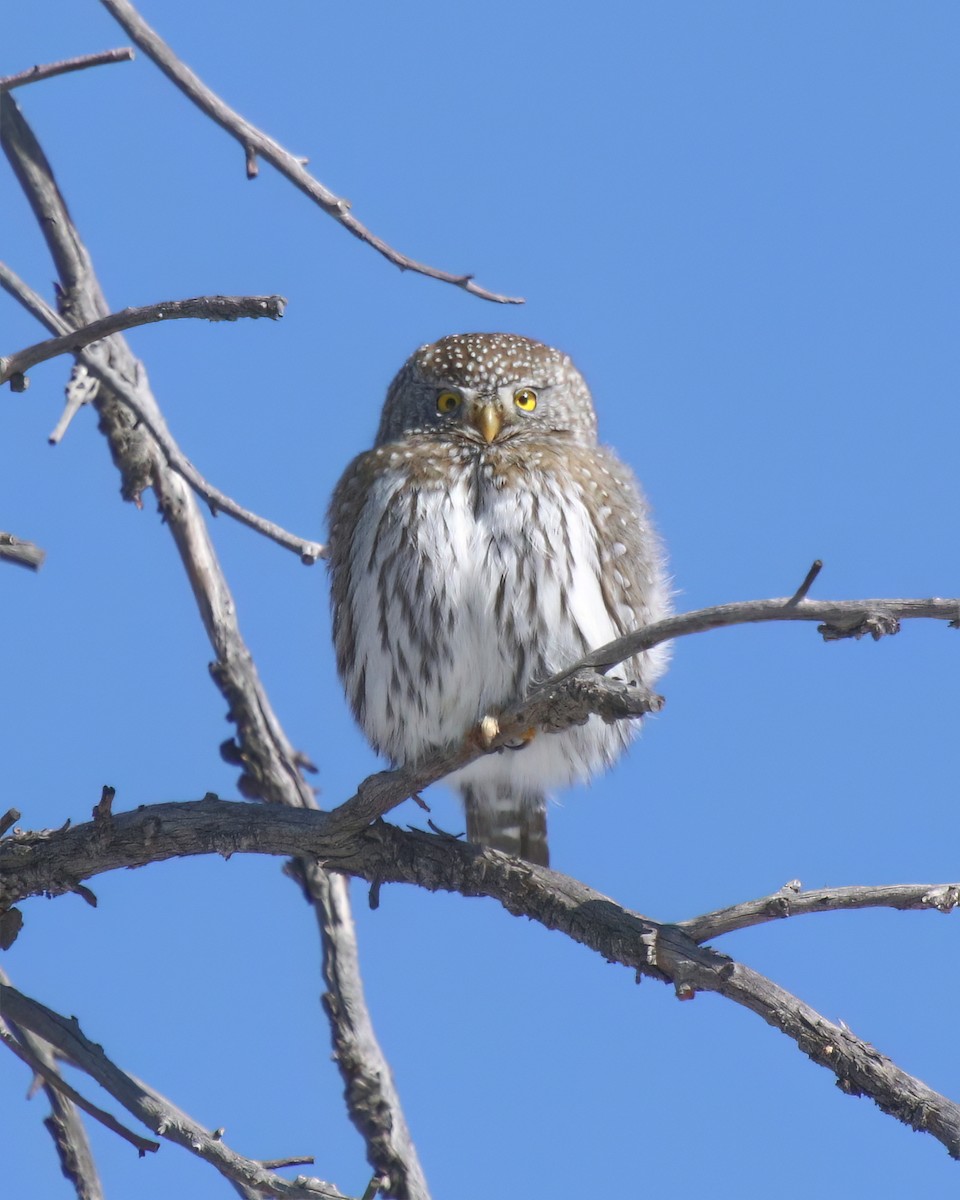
<box><xmin>326</xmin><ymin>449</ymin><xmax>380</xmax><ymax>725</ymax></box>
<box><xmin>578</xmin><ymin>446</ymin><xmax>672</xmax><ymax>685</ymax></box>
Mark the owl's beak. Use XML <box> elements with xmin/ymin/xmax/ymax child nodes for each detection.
<box><xmin>470</xmin><ymin>402</ymin><xmax>502</xmax><ymax>443</ymax></box>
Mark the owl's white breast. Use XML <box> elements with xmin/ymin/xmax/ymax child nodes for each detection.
<box><xmin>343</xmin><ymin>456</ymin><xmax>658</xmax><ymax>793</ymax></box>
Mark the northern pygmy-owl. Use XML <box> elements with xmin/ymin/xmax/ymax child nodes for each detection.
<box><xmin>328</xmin><ymin>333</ymin><xmax>670</xmax><ymax>865</ymax></box>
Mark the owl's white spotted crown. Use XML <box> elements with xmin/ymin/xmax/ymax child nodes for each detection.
<box><xmin>413</xmin><ymin>332</ymin><xmax>571</xmax><ymax>391</ymax></box>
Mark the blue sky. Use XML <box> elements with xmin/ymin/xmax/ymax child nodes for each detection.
<box><xmin>3</xmin><ymin>2</ymin><xmax>959</xmax><ymax>1197</ymax></box>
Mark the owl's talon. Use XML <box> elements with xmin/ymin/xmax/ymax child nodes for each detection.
<box><xmin>471</xmin><ymin>714</ymin><xmax>501</xmax><ymax>750</ymax></box>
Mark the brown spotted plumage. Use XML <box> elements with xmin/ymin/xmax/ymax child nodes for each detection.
<box><xmin>327</xmin><ymin>333</ymin><xmax>670</xmax><ymax>865</ymax></box>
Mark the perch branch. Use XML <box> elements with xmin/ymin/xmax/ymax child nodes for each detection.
<box><xmin>4</xmin><ymin>799</ymin><xmax>960</xmax><ymax>1158</ymax></box>
<box><xmin>0</xmin><ymin>48</ymin><xmax>134</xmax><ymax>92</ymax></box>
<box><xmin>2</xmin><ymin>93</ymin><xmax>426</xmax><ymax>1198</ymax></box>
<box><xmin>679</xmin><ymin>880</ymin><xmax>960</xmax><ymax>942</ymax></box>
<box><xmin>0</xmin><ymin>531</ymin><xmax>45</xmax><ymax>570</ymax></box>
<box><xmin>0</xmin><ymin>984</ymin><xmax>351</xmax><ymax>1199</ymax></box>
<box><xmin>324</xmin><ymin>593</ymin><xmax>960</xmax><ymax>837</ymax></box>
<box><xmin>98</xmin><ymin>0</ymin><xmax>522</xmax><ymax>305</ymax></box>
<box><xmin>0</xmin><ymin>294</ymin><xmax>286</xmax><ymax>387</ymax></box>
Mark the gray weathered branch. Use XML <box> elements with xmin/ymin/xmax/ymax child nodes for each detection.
<box><xmin>4</xmin><ymin>797</ymin><xmax>960</xmax><ymax>1159</ymax></box>
<box><xmin>99</xmin><ymin>0</ymin><xmax>521</xmax><ymax>305</ymax></box>
<box><xmin>1</xmin><ymin>294</ymin><xmax>286</xmax><ymax>389</ymax></box>
<box><xmin>679</xmin><ymin>879</ymin><xmax>960</xmax><ymax>942</ymax></box>
<box><xmin>0</xmin><ymin>531</ymin><xmax>45</xmax><ymax>570</ymax></box>
<box><xmin>0</xmin><ymin>48</ymin><xmax>134</xmax><ymax>92</ymax></box>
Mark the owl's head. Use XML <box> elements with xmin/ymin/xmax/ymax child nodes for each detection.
<box><xmin>375</xmin><ymin>333</ymin><xmax>598</xmax><ymax>447</ymax></box>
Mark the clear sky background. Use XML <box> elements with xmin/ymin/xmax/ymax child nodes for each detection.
<box><xmin>3</xmin><ymin>3</ymin><xmax>959</xmax><ymax>1197</ymax></box>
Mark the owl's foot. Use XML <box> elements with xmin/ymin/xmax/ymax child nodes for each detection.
<box><xmin>468</xmin><ymin>715</ymin><xmax>537</xmax><ymax>753</ymax></box>
<box><xmin>504</xmin><ymin>726</ymin><xmax>537</xmax><ymax>752</ymax></box>
<box><xmin>470</xmin><ymin>714</ymin><xmax>501</xmax><ymax>749</ymax></box>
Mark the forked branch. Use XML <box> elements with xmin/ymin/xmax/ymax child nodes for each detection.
<box><xmin>0</xmin><ymin>983</ymin><xmax>351</xmax><ymax>1200</ymax></box>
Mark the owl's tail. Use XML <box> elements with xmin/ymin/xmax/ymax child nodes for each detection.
<box><xmin>461</xmin><ymin>784</ymin><xmax>549</xmax><ymax>867</ymax></box>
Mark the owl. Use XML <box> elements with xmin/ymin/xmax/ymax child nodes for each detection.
<box><xmin>327</xmin><ymin>333</ymin><xmax>670</xmax><ymax>865</ymax></box>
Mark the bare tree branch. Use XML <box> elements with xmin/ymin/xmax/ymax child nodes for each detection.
<box><xmin>0</xmin><ymin>48</ymin><xmax>134</xmax><ymax>92</ymax></box>
<box><xmin>313</xmin><ymin>870</ymin><xmax>431</xmax><ymax>1200</ymax></box>
<box><xmin>1</xmin><ymin>294</ymin><xmax>286</xmax><ymax>388</ymax></box>
<box><xmin>679</xmin><ymin>879</ymin><xmax>960</xmax><ymax>942</ymax></box>
<box><xmin>0</xmin><ymin>260</ymin><xmax>68</xmax><ymax>333</ymax></box>
<box><xmin>2</xmin><ymin>92</ymin><xmax>425</xmax><ymax>1196</ymax></box>
<box><xmin>5</xmin><ymin>798</ymin><xmax>960</xmax><ymax>1158</ymax></box>
<box><xmin>98</xmin><ymin>0</ymin><xmax>523</xmax><ymax>306</ymax></box>
<box><xmin>0</xmin><ymin>531</ymin><xmax>45</xmax><ymax>570</ymax></box>
<box><xmin>0</xmin><ymin>969</ymin><xmax>105</xmax><ymax>1200</ymax></box>
<box><xmin>0</xmin><ymin>984</ymin><xmax>353</xmax><ymax>1200</ymax></box>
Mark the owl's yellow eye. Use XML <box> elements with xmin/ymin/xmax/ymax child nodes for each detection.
<box><xmin>513</xmin><ymin>388</ymin><xmax>538</xmax><ymax>412</ymax></box>
<box><xmin>436</xmin><ymin>390</ymin><xmax>462</xmax><ymax>414</ymax></box>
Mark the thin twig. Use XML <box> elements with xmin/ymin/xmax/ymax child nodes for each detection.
<box><xmin>788</xmin><ymin>558</ymin><xmax>823</xmax><ymax>604</ymax></box>
<box><xmin>1</xmin><ymin>294</ymin><xmax>286</xmax><ymax>387</ymax></box>
<box><xmin>98</xmin><ymin>0</ymin><xmax>522</xmax><ymax>305</ymax></box>
<box><xmin>50</xmin><ymin>364</ymin><xmax>100</xmax><ymax>444</ymax></box>
<box><xmin>6</xmin><ymin>800</ymin><xmax>960</xmax><ymax>1159</ymax></box>
<box><xmin>679</xmin><ymin>880</ymin><xmax>960</xmax><ymax>942</ymax></box>
<box><xmin>0</xmin><ymin>48</ymin><xmax>134</xmax><ymax>92</ymax></box>
<box><xmin>0</xmin><ymin>531</ymin><xmax>45</xmax><ymax>570</ymax></box>
<box><xmin>0</xmin><ymin>260</ymin><xmax>66</xmax><ymax>334</ymax></box>
<box><xmin>0</xmin><ymin>984</ymin><xmax>352</xmax><ymax>1199</ymax></box>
